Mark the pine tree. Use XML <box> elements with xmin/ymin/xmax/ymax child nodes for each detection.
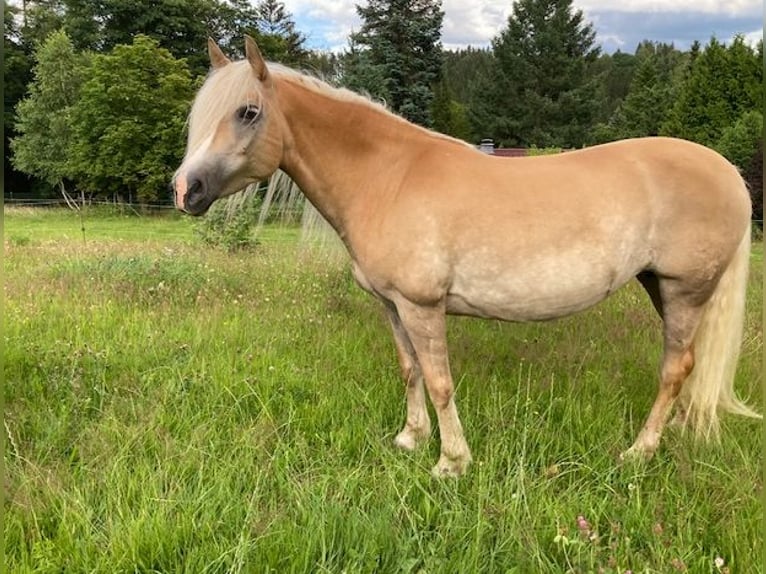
<box><xmin>607</xmin><ymin>42</ymin><xmax>684</xmax><ymax>139</ymax></box>
<box><xmin>662</xmin><ymin>36</ymin><xmax>761</xmax><ymax>147</ymax></box>
<box><xmin>251</xmin><ymin>0</ymin><xmax>308</xmax><ymax>65</ymax></box>
<box><xmin>431</xmin><ymin>80</ymin><xmax>472</xmax><ymax>141</ymax></box>
<box><xmin>489</xmin><ymin>0</ymin><xmax>600</xmax><ymax>147</ymax></box>
<box><xmin>590</xmin><ymin>50</ymin><xmax>638</xmax><ymax>124</ymax></box>
<box><xmin>347</xmin><ymin>0</ymin><xmax>444</xmax><ymax>127</ymax></box>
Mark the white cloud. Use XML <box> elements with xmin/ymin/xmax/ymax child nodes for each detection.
<box><xmin>576</xmin><ymin>0</ymin><xmax>760</xmax><ymax>15</ymax></box>
<box><xmin>441</xmin><ymin>0</ymin><xmax>512</xmax><ymax>47</ymax></box>
<box><xmin>281</xmin><ymin>0</ymin><xmax>763</xmax><ymax>52</ymax></box>
<box><xmin>740</xmin><ymin>28</ymin><xmax>764</xmax><ymax>46</ymax></box>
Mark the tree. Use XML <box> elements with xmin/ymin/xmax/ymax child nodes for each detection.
<box><xmin>489</xmin><ymin>0</ymin><xmax>601</xmax><ymax>147</ymax></box>
<box><xmin>340</xmin><ymin>36</ymin><xmax>391</xmax><ymax>101</ymax></box>
<box><xmin>438</xmin><ymin>47</ymin><xmax>496</xmax><ymax>142</ymax></box>
<box><xmin>592</xmin><ymin>50</ymin><xmax>637</xmax><ymax>121</ymax></box>
<box><xmin>304</xmin><ymin>50</ymin><xmax>343</xmax><ymax>84</ymax></box>
<box><xmin>4</xmin><ymin>1</ymin><xmax>38</xmax><ymax>196</ymax></box>
<box><xmin>10</xmin><ymin>30</ymin><xmax>88</xmax><ymax>199</ymax></box>
<box><xmin>250</xmin><ymin>0</ymin><xmax>307</xmax><ymax>65</ymax></box>
<box><xmin>742</xmin><ymin>138</ymin><xmax>762</xmax><ymax>226</ymax></box>
<box><xmin>714</xmin><ymin>110</ymin><xmax>763</xmax><ymax>171</ymax></box>
<box><xmin>606</xmin><ymin>42</ymin><xmax>685</xmax><ymax>139</ymax></box>
<box><xmin>56</xmin><ymin>0</ymin><xmax>309</xmax><ymax>75</ymax></box>
<box><xmin>61</xmin><ymin>0</ymin><xmax>227</xmax><ymax>76</ymax></box>
<box><xmin>441</xmin><ymin>46</ymin><xmax>495</xmax><ymax>104</ymax></box>
<box><xmin>17</xmin><ymin>0</ymin><xmax>67</xmax><ymax>48</ymax></box>
<box><xmin>431</xmin><ymin>80</ymin><xmax>472</xmax><ymax>141</ymax></box>
<box><xmin>662</xmin><ymin>36</ymin><xmax>762</xmax><ymax>147</ymax></box>
<box><xmin>67</xmin><ymin>35</ymin><xmax>193</xmax><ymax>203</ymax></box>
<box><xmin>347</xmin><ymin>0</ymin><xmax>444</xmax><ymax>127</ymax></box>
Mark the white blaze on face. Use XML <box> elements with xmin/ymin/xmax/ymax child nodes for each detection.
<box><xmin>174</xmin><ymin>172</ymin><xmax>189</xmax><ymax>209</ymax></box>
<box><xmin>174</xmin><ymin>133</ymin><xmax>214</xmax><ymax>210</ymax></box>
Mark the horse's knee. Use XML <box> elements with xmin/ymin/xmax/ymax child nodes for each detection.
<box><xmin>401</xmin><ymin>363</ymin><xmax>422</xmax><ymax>387</ymax></box>
<box><xmin>427</xmin><ymin>383</ymin><xmax>454</xmax><ymax>409</ymax></box>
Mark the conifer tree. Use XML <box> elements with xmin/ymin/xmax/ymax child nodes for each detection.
<box><xmin>662</xmin><ymin>36</ymin><xmax>762</xmax><ymax>146</ymax></box>
<box><xmin>250</xmin><ymin>0</ymin><xmax>308</xmax><ymax>65</ymax></box>
<box><xmin>608</xmin><ymin>43</ymin><xmax>684</xmax><ymax>139</ymax></box>
<box><xmin>347</xmin><ymin>0</ymin><xmax>444</xmax><ymax>127</ymax></box>
<box><xmin>489</xmin><ymin>0</ymin><xmax>600</xmax><ymax>147</ymax></box>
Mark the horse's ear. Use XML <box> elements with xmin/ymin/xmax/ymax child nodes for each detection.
<box><xmin>244</xmin><ymin>35</ymin><xmax>270</xmax><ymax>83</ymax></box>
<box><xmin>207</xmin><ymin>38</ymin><xmax>231</xmax><ymax>69</ymax></box>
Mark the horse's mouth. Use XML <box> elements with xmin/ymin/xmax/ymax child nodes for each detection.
<box><xmin>184</xmin><ymin>190</ymin><xmax>215</xmax><ymax>216</ymax></box>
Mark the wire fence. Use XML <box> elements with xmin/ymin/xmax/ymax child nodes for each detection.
<box><xmin>4</xmin><ymin>197</ymin><xmax>175</xmax><ymax>210</ymax></box>
<box><xmin>3</xmin><ymin>197</ymin><xmax>311</xmax><ymax>244</ymax></box>
<box><xmin>4</xmin><ymin>197</ymin><xmax>763</xmax><ymax>231</ymax></box>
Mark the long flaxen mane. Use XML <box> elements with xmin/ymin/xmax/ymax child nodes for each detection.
<box><xmin>186</xmin><ymin>60</ymin><xmax>471</xmax><ymax>156</ymax></box>
<box><xmin>186</xmin><ymin>59</ymin><xmax>473</xmax><ymax>244</ymax></box>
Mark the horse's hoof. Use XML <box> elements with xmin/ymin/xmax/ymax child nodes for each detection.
<box><xmin>619</xmin><ymin>445</ymin><xmax>654</xmax><ymax>463</ymax></box>
<box><xmin>431</xmin><ymin>455</ymin><xmax>470</xmax><ymax>478</ymax></box>
<box><xmin>393</xmin><ymin>429</ymin><xmax>429</xmax><ymax>451</ymax></box>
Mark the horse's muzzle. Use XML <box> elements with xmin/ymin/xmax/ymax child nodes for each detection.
<box><xmin>173</xmin><ymin>175</ymin><xmax>214</xmax><ymax>216</ymax></box>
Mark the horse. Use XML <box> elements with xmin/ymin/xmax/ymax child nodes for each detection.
<box><xmin>172</xmin><ymin>37</ymin><xmax>759</xmax><ymax>477</ymax></box>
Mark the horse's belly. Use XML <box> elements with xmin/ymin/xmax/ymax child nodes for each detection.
<box><xmin>447</xmin><ymin>253</ymin><xmax>640</xmax><ymax>322</ymax></box>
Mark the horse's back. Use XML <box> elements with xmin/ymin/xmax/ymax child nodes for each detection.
<box><xmin>414</xmin><ymin>136</ymin><xmax>750</xmax><ymax>259</ymax></box>
<box><xmin>370</xmin><ymin>137</ymin><xmax>750</xmax><ymax>319</ymax></box>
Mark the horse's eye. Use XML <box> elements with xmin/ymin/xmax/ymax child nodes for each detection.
<box><xmin>236</xmin><ymin>105</ymin><xmax>260</xmax><ymax>124</ymax></box>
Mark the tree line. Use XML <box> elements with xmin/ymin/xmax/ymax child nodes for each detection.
<box><xmin>4</xmin><ymin>0</ymin><xmax>762</xmax><ymax>219</ymax></box>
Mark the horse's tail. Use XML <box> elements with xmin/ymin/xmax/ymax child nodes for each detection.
<box><xmin>680</xmin><ymin>219</ymin><xmax>760</xmax><ymax>439</ymax></box>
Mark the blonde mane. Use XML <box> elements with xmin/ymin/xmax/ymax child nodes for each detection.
<box><xmin>272</xmin><ymin>65</ymin><xmax>473</xmax><ymax>148</ymax></box>
<box><xmin>186</xmin><ymin>60</ymin><xmax>472</xmax><ymax>154</ymax></box>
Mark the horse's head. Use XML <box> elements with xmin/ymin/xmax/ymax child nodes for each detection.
<box><xmin>172</xmin><ymin>37</ymin><xmax>285</xmax><ymax>215</ymax></box>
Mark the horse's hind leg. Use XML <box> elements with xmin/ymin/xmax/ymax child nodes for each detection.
<box><xmin>622</xmin><ymin>281</ymin><xmax>703</xmax><ymax>460</ymax></box>
<box><xmin>394</xmin><ymin>298</ymin><xmax>472</xmax><ymax>477</ymax></box>
<box><xmin>385</xmin><ymin>305</ymin><xmax>431</xmax><ymax>451</ymax></box>
<box><xmin>636</xmin><ymin>272</ymin><xmax>690</xmax><ymax>425</ymax></box>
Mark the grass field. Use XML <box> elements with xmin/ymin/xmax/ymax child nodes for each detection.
<box><xmin>3</xmin><ymin>207</ymin><xmax>763</xmax><ymax>573</ymax></box>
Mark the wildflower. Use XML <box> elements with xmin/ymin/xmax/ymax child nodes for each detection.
<box><xmin>652</xmin><ymin>522</ymin><xmax>664</xmax><ymax>536</ymax></box>
<box><xmin>714</xmin><ymin>556</ymin><xmax>725</xmax><ymax>569</ymax></box>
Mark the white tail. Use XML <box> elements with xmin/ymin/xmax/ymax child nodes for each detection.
<box><xmin>680</xmin><ymin>219</ymin><xmax>760</xmax><ymax>438</ymax></box>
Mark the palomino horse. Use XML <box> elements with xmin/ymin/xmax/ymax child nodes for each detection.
<box><xmin>172</xmin><ymin>37</ymin><xmax>759</xmax><ymax>477</ymax></box>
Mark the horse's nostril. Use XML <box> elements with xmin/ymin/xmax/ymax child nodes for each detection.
<box><xmin>187</xmin><ymin>179</ymin><xmax>202</xmax><ymax>196</ymax></box>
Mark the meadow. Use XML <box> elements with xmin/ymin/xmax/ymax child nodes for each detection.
<box><xmin>3</xmin><ymin>207</ymin><xmax>763</xmax><ymax>573</ymax></box>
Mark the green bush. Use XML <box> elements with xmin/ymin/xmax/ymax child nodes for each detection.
<box><xmin>194</xmin><ymin>193</ymin><xmax>260</xmax><ymax>252</ymax></box>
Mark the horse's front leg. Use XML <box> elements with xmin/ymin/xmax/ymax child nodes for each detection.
<box><xmin>385</xmin><ymin>305</ymin><xmax>432</xmax><ymax>451</ymax></box>
<box><xmin>394</xmin><ymin>298</ymin><xmax>472</xmax><ymax>477</ymax></box>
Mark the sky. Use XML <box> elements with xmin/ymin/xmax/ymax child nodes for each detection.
<box><xmin>281</xmin><ymin>0</ymin><xmax>763</xmax><ymax>54</ymax></box>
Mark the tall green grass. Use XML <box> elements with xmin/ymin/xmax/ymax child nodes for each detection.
<box><xmin>3</xmin><ymin>208</ymin><xmax>762</xmax><ymax>573</ymax></box>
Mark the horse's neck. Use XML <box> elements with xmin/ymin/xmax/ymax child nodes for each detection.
<box><xmin>276</xmin><ymin>77</ymin><xmax>423</xmax><ymax>234</ymax></box>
